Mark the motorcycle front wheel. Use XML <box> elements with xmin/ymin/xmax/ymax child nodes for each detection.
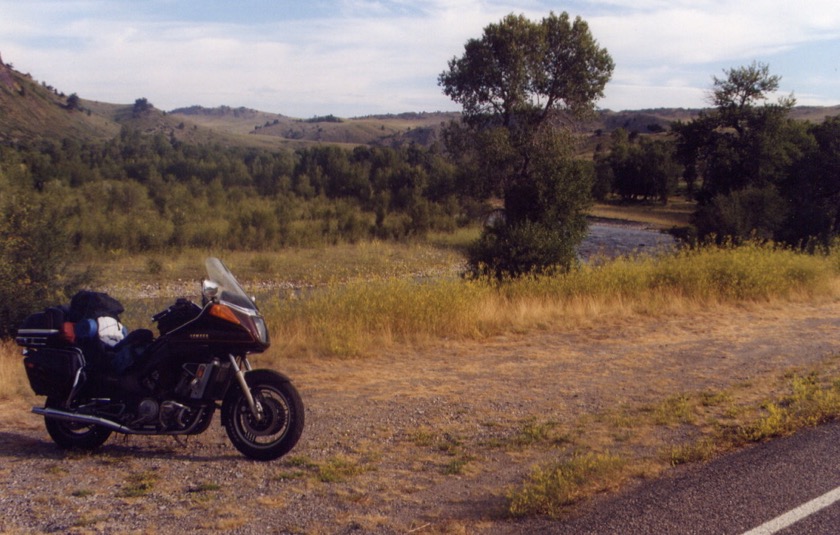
<box><xmin>44</xmin><ymin>396</ymin><xmax>112</xmax><ymax>450</ymax></box>
<box><xmin>222</xmin><ymin>370</ymin><xmax>304</xmax><ymax>461</ymax></box>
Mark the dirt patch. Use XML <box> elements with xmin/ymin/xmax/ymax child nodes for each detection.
<box><xmin>1</xmin><ymin>299</ymin><xmax>839</xmax><ymax>533</ymax></box>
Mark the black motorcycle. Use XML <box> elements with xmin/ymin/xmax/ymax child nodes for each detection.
<box><xmin>16</xmin><ymin>258</ymin><xmax>304</xmax><ymax>461</ymax></box>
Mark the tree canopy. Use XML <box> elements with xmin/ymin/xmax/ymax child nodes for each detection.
<box><xmin>440</xmin><ymin>12</ymin><xmax>613</xmax><ymax>128</ymax></box>
<box><xmin>674</xmin><ymin>62</ymin><xmax>839</xmax><ymax>246</ymax></box>
<box><xmin>439</xmin><ymin>12</ymin><xmax>613</xmax><ymax>278</ymax></box>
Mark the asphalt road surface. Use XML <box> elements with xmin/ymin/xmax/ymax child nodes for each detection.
<box><xmin>525</xmin><ymin>421</ymin><xmax>840</xmax><ymax>534</ymax></box>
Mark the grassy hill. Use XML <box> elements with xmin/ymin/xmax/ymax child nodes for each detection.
<box><xmin>169</xmin><ymin>107</ymin><xmax>455</xmax><ymax>148</ymax></box>
<box><xmin>2</xmin><ymin>54</ymin><xmax>838</xmax><ymax>150</ymax></box>
<box><xmin>0</xmin><ymin>60</ymin><xmax>120</xmax><ymax>143</ymax></box>
<box><xmin>0</xmin><ymin>58</ymin><xmax>292</xmax><ymax>149</ymax></box>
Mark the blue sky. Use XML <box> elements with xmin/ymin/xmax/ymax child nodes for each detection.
<box><xmin>1</xmin><ymin>0</ymin><xmax>838</xmax><ymax>117</ymax></box>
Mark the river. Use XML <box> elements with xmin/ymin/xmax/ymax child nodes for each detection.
<box><xmin>578</xmin><ymin>221</ymin><xmax>676</xmax><ymax>261</ymax></box>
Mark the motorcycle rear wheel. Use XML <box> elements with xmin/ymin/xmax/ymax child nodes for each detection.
<box><xmin>222</xmin><ymin>370</ymin><xmax>304</xmax><ymax>461</ymax></box>
<box><xmin>44</xmin><ymin>397</ymin><xmax>112</xmax><ymax>450</ymax></box>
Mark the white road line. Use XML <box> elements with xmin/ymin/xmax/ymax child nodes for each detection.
<box><xmin>741</xmin><ymin>486</ymin><xmax>840</xmax><ymax>535</ymax></box>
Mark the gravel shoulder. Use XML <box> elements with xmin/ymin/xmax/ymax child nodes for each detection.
<box><xmin>2</xmin><ymin>299</ymin><xmax>839</xmax><ymax>534</ymax></box>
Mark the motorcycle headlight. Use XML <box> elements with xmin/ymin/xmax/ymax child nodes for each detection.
<box><xmin>254</xmin><ymin>316</ymin><xmax>269</xmax><ymax>345</ymax></box>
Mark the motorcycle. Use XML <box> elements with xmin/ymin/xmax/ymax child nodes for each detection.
<box><xmin>15</xmin><ymin>257</ymin><xmax>304</xmax><ymax>461</ymax></box>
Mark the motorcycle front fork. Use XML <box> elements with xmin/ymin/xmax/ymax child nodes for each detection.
<box><xmin>229</xmin><ymin>355</ymin><xmax>263</xmax><ymax>422</ymax></box>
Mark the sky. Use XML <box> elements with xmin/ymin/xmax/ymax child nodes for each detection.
<box><xmin>1</xmin><ymin>0</ymin><xmax>839</xmax><ymax>118</ymax></box>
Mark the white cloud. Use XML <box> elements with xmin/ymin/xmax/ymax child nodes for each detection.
<box><xmin>0</xmin><ymin>0</ymin><xmax>838</xmax><ymax>115</ymax></box>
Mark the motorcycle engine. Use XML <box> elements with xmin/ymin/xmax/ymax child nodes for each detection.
<box><xmin>160</xmin><ymin>401</ymin><xmax>192</xmax><ymax>429</ymax></box>
<box><xmin>134</xmin><ymin>398</ymin><xmax>160</xmax><ymax>424</ymax></box>
<box><xmin>132</xmin><ymin>399</ymin><xmax>193</xmax><ymax>430</ymax></box>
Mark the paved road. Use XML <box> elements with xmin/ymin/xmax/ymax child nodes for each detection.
<box><xmin>524</xmin><ymin>422</ymin><xmax>840</xmax><ymax>534</ymax></box>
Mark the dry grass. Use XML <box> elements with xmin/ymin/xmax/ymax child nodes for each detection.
<box><xmin>590</xmin><ymin>198</ymin><xmax>695</xmax><ymax>229</ymax></box>
<box><xmin>264</xmin><ymin>241</ymin><xmax>840</xmax><ymax>359</ymax></box>
<box><xmin>0</xmin><ymin>340</ymin><xmax>30</xmax><ymax>401</ymax></box>
<box><xmin>76</xmin><ymin>240</ymin><xmax>467</xmax><ymax>290</ymax></box>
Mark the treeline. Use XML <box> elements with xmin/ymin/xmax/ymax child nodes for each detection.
<box><xmin>597</xmin><ymin>64</ymin><xmax>840</xmax><ymax>248</ymax></box>
<box><xmin>593</xmin><ymin>129</ymin><xmax>681</xmax><ymax>203</ymax></box>
<box><xmin>0</xmin><ymin>129</ymin><xmax>473</xmax><ymax>253</ymax></box>
<box><xmin>593</xmin><ymin>115</ymin><xmax>840</xmax><ymax>248</ymax></box>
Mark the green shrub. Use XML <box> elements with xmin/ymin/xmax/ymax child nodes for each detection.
<box><xmin>468</xmin><ymin>219</ymin><xmax>581</xmax><ymax>279</ymax></box>
<box><xmin>0</xmin><ymin>187</ymin><xmax>90</xmax><ymax>336</ymax></box>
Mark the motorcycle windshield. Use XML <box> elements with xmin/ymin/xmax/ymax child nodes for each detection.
<box><xmin>205</xmin><ymin>257</ymin><xmax>259</xmax><ymax>313</ymax></box>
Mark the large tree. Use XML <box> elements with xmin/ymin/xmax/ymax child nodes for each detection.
<box><xmin>439</xmin><ymin>12</ymin><xmax>613</xmax><ymax>277</ymax></box>
<box><xmin>673</xmin><ymin>62</ymin><xmax>803</xmax><ymax>241</ymax></box>
<box><xmin>780</xmin><ymin>116</ymin><xmax>840</xmax><ymax>247</ymax></box>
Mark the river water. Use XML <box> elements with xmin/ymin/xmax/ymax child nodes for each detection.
<box><xmin>578</xmin><ymin>221</ymin><xmax>676</xmax><ymax>261</ymax></box>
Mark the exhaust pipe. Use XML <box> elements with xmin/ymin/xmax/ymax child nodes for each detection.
<box><xmin>33</xmin><ymin>407</ymin><xmax>133</xmax><ymax>433</ymax></box>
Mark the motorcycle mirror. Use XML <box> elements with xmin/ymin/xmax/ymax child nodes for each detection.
<box><xmin>202</xmin><ymin>280</ymin><xmax>219</xmax><ymax>301</ymax></box>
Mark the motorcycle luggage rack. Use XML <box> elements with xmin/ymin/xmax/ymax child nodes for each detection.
<box><xmin>16</xmin><ymin>328</ymin><xmax>62</xmax><ymax>347</ymax></box>
<box><xmin>16</xmin><ymin>307</ymin><xmax>72</xmax><ymax>348</ymax></box>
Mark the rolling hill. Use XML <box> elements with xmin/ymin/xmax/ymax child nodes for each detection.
<box><xmin>168</xmin><ymin>106</ymin><xmax>455</xmax><ymax>148</ymax></box>
<box><xmin>2</xmin><ymin>53</ymin><xmax>838</xmax><ymax>150</ymax></box>
<box><xmin>0</xmin><ymin>58</ymin><xmax>120</xmax><ymax>143</ymax></box>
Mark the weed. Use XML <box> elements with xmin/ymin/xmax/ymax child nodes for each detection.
<box><xmin>510</xmin><ymin>418</ymin><xmax>569</xmax><ymax>448</ymax></box>
<box><xmin>667</xmin><ymin>439</ymin><xmax>719</xmax><ymax>466</ymax></box>
<box><xmin>0</xmin><ymin>340</ymin><xmax>31</xmax><ymax>400</ymax></box>
<box><xmin>188</xmin><ymin>482</ymin><xmax>221</xmax><ymax>493</ymax></box>
<box><xmin>119</xmin><ymin>470</ymin><xmax>159</xmax><ymax>498</ymax></box>
<box><xmin>283</xmin><ymin>455</ymin><xmax>319</xmax><ymax>469</ymax></box>
<box><xmin>508</xmin><ymin>452</ymin><xmax>627</xmax><ymax>518</ymax></box>
<box><xmin>664</xmin><ymin>373</ymin><xmax>840</xmax><ymax>467</ymax></box>
<box><xmin>249</xmin><ymin>255</ymin><xmax>273</xmax><ymax>273</ymax></box>
<box><xmin>736</xmin><ymin>374</ymin><xmax>840</xmax><ymax>442</ymax></box>
<box><xmin>408</xmin><ymin>428</ymin><xmax>437</xmax><ymax>448</ymax></box>
<box><xmin>273</xmin><ymin>470</ymin><xmax>307</xmax><ymax>481</ymax></box>
<box><xmin>442</xmin><ymin>454</ymin><xmax>475</xmax><ymax>475</ymax></box>
<box><xmin>45</xmin><ymin>464</ymin><xmax>68</xmax><ymax>475</ymax></box>
<box><xmin>72</xmin><ymin>513</ymin><xmax>108</xmax><ymax>528</ymax></box>
<box><xmin>146</xmin><ymin>257</ymin><xmax>164</xmax><ymax>275</ymax></box>
<box><xmin>318</xmin><ymin>456</ymin><xmax>369</xmax><ymax>483</ymax></box>
<box><xmin>699</xmin><ymin>389</ymin><xmax>732</xmax><ymax>407</ymax></box>
<box><xmin>653</xmin><ymin>394</ymin><xmax>696</xmax><ymax>426</ymax></box>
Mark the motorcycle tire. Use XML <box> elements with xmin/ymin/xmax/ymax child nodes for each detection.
<box><xmin>222</xmin><ymin>369</ymin><xmax>304</xmax><ymax>461</ymax></box>
<box><xmin>44</xmin><ymin>397</ymin><xmax>112</xmax><ymax>450</ymax></box>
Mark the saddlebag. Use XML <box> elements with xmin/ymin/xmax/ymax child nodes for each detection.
<box><xmin>153</xmin><ymin>298</ymin><xmax>202</xmax><ymax>335</ymax></box>
<box><xmin>22</xmin><ymin>347</ymin><xmax>85</xmax><ymax>397</ymax></box>
<box><xmin>15</xmin><ymin>307</ymin><xmax>74</xmax><ymax>348</ymax></box>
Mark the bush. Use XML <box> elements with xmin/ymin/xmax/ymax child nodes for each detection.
<box><xmin>0</xmin><ymin>188</ymin><xmax>90</xmax><ymax>337</ymax></box>
<box><xmin>693</xmin><ymin>186</ymin><xmax>788</xmax><ymax>242</ymax></box>
<box><xmin>468</xmin><ymin>220</ymin><xmax>581</xmax><ymax>279</ymax></box>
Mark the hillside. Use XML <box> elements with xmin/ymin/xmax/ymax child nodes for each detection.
<box><xmin>0</xmin><ymin>56</ymin><xmax>289</xmax><ymax>149</ymax></box>
<box><xmin>2</xmin><ymin>53</ymin><xmax>838</xmax><ymax>149</ymax></box>
<box><xmin>169</xmin><ymin>106</ymin><xmax>455</xmax><ymax>147</ymax></box>
<box><xmin>0</xmin><ymin>57</ymin><xmax>120</xmax><ymax>144</ymax></box>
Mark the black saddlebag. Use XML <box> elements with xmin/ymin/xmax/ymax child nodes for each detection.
<box><xmin>15</xmin><ymin>307</ymin><xmax>72</xmax><ymax>348</ymax></box>
<box><xmin>23</xmin><ymin>347</ymin><xmax>85</xmax><ymax>397</ymax></box>
<box><xmin>153</xmin><ymin>298</ymin><xmax>202</xmax><ymax>335</ymax></box>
